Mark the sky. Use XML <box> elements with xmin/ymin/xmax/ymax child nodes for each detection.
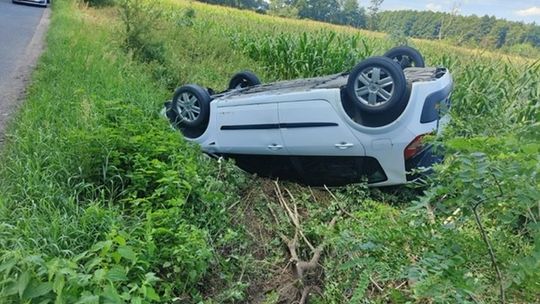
<box><xmin>379</xmin><ymin>0</ymin><xmax>540</xmax><ymax>24</ymax></box>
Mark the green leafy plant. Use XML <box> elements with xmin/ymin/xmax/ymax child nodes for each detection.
<box><xmin>118</xmin><ymin>0</ymin><xmax>165</xmax><ymax>63</ymax></box>
<box><xmin>0</xmin><ymin>230</ymin><xmax>162</xmax><ymax>303</ymax></box>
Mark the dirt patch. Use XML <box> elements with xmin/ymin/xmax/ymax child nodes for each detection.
<box><xmin>0</xmin><ymin>8</ymin><xmax>50</xmax><ymax>146</ymax></box>
<box><xmin>229</xmin><ymin>179</ymin><xmax>337</xmax><ymax>303</ymax></box>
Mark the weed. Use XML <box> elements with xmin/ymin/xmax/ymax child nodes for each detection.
<box><xmin>118</xmin><ymin>0</ymin><xmax>165</xmax><ymax>63</ymax></box>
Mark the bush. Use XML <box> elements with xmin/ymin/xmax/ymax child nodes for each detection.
<box><xmin>0</xmin><ymin>231</ymin><xmax>162</xmax><ymax>303</ymax></box>
<box><xmin>82</xmin><ymin>0</ymin><xmax>114</xmax><ymax>7</ymax></box>
<box><xmin>118</xmin><ymin>0</ymin><xmax>165</xmax><ymax>63</ymax></box>
<box><xmin>503</xmin><ymin>43</ymin><xmax>540</xmax><ymax>59</ymax></box>
<box><xmin>387</xmin><ymin>28</ymin><xmax>410</xmax><ymax>46</ymax></box>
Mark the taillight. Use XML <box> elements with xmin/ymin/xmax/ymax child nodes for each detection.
<box><xmin>404</xmin><ymin>135</ymin><xmax>426</xmax><ymax>160</ymax></box>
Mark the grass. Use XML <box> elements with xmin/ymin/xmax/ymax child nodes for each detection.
<box><xmin>0</xmin><ymin>0</ymin><xmax>538</xmax><ymax>303</ymax></box>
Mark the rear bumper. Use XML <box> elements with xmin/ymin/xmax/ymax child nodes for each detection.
<box><xmin>405</xmin><ymin>144</ymin><xmax>443</xmax><ymax>181</ymax></box>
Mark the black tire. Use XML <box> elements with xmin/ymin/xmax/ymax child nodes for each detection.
<box><xmin>171</xmin><ymin>84</ymin><xmax>211</xmax><ymax>129</ymax></box>
<box><xmin>346</xmin><ymin>56</ymin><xmax>407</xmax><ymax>114</ymax></box>
<box><xmin>384</xmin><ymin>46</ymin><xmax>425</xmax><ymax>69</ymax></box>
<box><xmin>228</xmin><ymin>71</ymin><xmax>261</xmax><ymax>90</ymax></box>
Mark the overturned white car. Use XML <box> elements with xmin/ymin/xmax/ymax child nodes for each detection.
<box><xmin>165</xmin><ymin>46</ymin><xmax>453</xmax><ymax>186</ymax></box>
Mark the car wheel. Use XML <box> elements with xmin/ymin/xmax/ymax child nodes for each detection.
<box><xmin>228</xmin><ymin>71</ymin><xmax>261</xmax><ymax>90</ymax></box>
<box><xmin>171</xmin><ymin>84</ymin><xmax>211</xmax><ymax>129</ymax></box>
<box><xmin>346</xmin><ymin>56</ymin><xmax>407</xmax><ymax>114</ymax></box>
<box><xmin>384</xmin><ymin>46</ymin><xmax>425</xmax><ymax>69</ymax></box>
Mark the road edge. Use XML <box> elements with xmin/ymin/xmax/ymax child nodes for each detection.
<box><xmin>0</xmin><ymin>7</ymin><xmax>51</xmax><ymax>146</ymax></box>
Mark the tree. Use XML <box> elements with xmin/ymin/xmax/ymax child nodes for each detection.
<box><xmin>478</xmin><ymin>14</ymin><xmax>496</xmax><ymax>46</ymax></box>
<box><xmin>376</xmin><ymin>9</ymin><xmax>539</xmax><ymax>54</ymax></box>
<box><xmin>269</xmin><ymin>0</ymin><xmax>298</xmax><ymax>18</ymax></box>
<box><xmin>489</xmin><ymin>21</ymin><xmax>510</xmax><ymax>48</ymax></box>
<box><xmin>367</xmin><ymin>0</ymin><xmax>384</xmax><ymax>30</ymax></box>
<box><xmin>334</xmin><ymin>0</ymin><xmax>366</xmax><ymax>27</ymax></box>
<box><xmin>523</xmin><ymin>22</ymin><xmax>540</xmax><ymax>47</ymax></box>
<box><xmin>296</xmin><ymin>0</ymin><xmax>339</xmax><ymax>22</ymax></box>
<box><xmin>438</xmin><ymin>2</ymin><xmax>460</xmax><ymax>40</ymax></box>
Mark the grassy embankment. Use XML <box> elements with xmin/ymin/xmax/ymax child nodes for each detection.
<box><xmin>0</xmin><ymin>0</ymin><xmax>538</xmax><ymax>303</ymax></box>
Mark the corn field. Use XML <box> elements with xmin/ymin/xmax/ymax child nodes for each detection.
<box><xmin>235</xmin><ymin>31</ymin><xmax>374</xmax><ymax>78</ymax></box>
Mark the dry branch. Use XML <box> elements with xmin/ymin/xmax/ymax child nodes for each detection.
<box><xmin>273</xmin><ymin>182</ymin><xmax>338</xmax><ymax>304</ymax></box>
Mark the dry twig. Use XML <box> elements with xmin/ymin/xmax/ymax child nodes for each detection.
<box><xmin>273</xmin><ymin>182</ymin><xmax>338</xmax><ymax>304</ymax></box>
<box><xmin>324</xmin><ymin>185</ymin><xmax>360</xmax><ymax>222</ymax></box>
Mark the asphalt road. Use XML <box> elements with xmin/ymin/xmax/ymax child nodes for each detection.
<box><xmin>0</xmin><ymin>0</ymin><xmax>45</xmax><ymax>86</ymax></box>
<box><xmin>0</xmin><ymin>0</ymin><xmax>49</xmax><ymax>143</ymax></box>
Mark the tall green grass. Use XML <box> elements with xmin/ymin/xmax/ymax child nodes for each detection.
<box><xmin>237</xmin><ymin>31</ymin><xmax>374</xmax><ymax>79</ymax></box>
<box><xmin>0</xmin><ymin>1</ymin><xmax>248</xmax><ymax>302</ymax></box>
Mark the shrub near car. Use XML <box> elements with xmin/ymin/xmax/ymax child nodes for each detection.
<box><xmin>165</xmin><ymin>46</ymin><xmax>453</xmax><ymax>186</ymax></box>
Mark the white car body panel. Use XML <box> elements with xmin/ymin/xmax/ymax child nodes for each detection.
<box><xmin>279</xmin><ymin>99</ymin><xmax>366</xmax><ymax>156</ymax></box>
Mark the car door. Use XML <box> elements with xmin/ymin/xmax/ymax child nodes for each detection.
<box><xmin>214</xmin><ymin>102</ymin><xmax>286</xmax><ymax>155</ymax></box>
<box><xmin>279</xmin><ymin>100</ymin><xmax>365</xmax><ymax>156</ymax></box>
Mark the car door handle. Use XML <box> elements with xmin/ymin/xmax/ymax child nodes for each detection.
<box><xmin>268</xmin><ymin>144</ymin><xmax>283</xmax><ymax>151</ymax></box>
<box><xmin>335</xmin><ymin>142</ymin><xmax>354</xmax><ymax>149</ymax></box>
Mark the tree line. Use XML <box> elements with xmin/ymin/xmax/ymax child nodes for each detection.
<box><xmin>195</xmin><ymin>0</ymin><xmax>540</xmax><ymax>55</ymax></box>
<box><xmin>378</xmin><ymin>10</ymin><xmax>540</xmax><ymax>53</ymax></box>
